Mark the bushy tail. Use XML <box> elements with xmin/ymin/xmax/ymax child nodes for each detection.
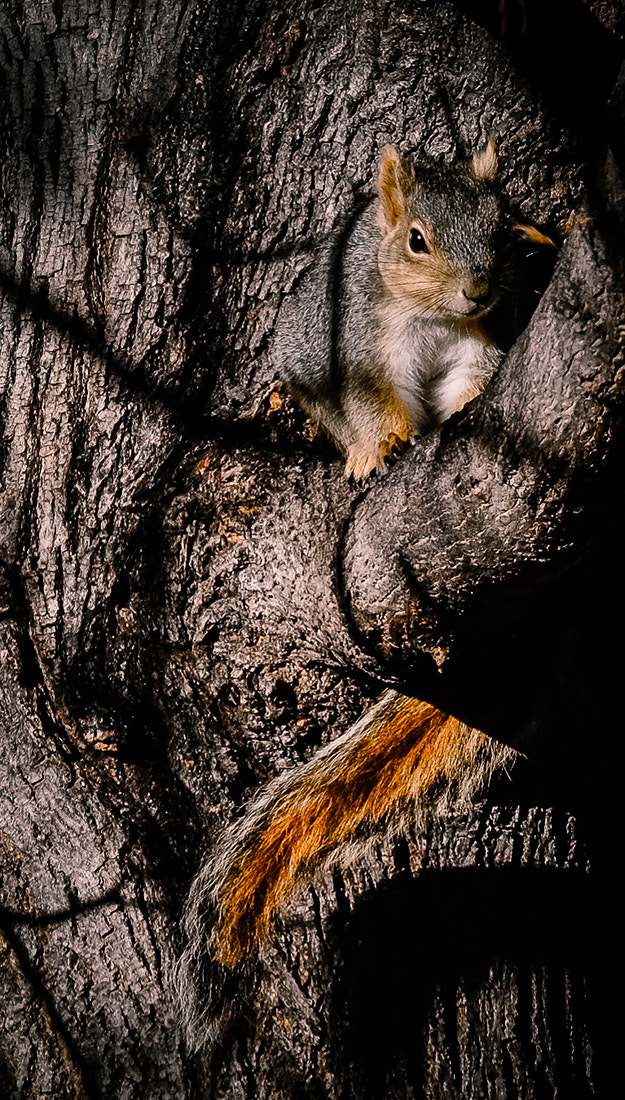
<box><xmin>175</xmin><ymin>691</ymin><xmax>518</xmax><ymax>1048</ymax></box>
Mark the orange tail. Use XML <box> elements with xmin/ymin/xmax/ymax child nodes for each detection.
<box><xmin>202</xmin><ymin>692</ymin><xmax>516</xmax><ymax>968</ymax></box>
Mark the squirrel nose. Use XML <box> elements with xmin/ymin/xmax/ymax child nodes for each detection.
<box><xmin>462</xmin><ymin>277</ymin><xmax>491</xmax><ymax>305</ymax></box>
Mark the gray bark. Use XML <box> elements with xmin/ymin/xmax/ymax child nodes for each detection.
<box><xmin>0</xmin><ymin>0</ymin><xmax>623</xmax><ymax>1097</ymax></box>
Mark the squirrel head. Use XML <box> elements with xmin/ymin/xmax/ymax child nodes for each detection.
<box><xmin>376</xmin><ymin>141</ymin><xmax>505</xmax><ymax>322</ymax></box>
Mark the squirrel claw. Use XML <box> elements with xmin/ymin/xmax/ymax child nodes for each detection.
<box><xmin>344</xmin><ymin>442</ymin><xmax>381</xmax><ymax>481</ymax></box>
<box><xmin>345</xmin><ymin>429</ymin><xmax>414</xmax><ymax>480</ymax></box>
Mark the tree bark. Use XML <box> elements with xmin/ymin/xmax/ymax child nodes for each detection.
<box><xmin>0</xmin><ymin>0</ymin><xmax>623</xmax><ymax>1097</ymax></box>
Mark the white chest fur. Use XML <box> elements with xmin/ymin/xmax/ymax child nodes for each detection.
<box><xmin>376</xmin><ymin>297</ymin><xmax>492</xmax><ymax>429</ymax></box>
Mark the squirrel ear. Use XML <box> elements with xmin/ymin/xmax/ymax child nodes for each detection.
<box><xmin>513</xmin><ymin>222</ymin><xmax>558</xmax><ymax>248</ymax></box>
<box><xmin>472</xmin><ymin>138</ymin><xmax>498</xmax><ymax>181</ymax></box>
<box><xmin>377</xmin><ymin>146</ymin><xmax>414</xmax><ymax>227</ymax></box>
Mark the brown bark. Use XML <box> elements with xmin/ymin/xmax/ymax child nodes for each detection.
<box><xmin>0</xmin><ymin>0</ymin><xmax>623</xmax><ymax>1097</ymax></box>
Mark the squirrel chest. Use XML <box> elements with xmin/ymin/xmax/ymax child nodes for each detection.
<box><xmin>372</xmin><ymin>277</ymin><xmax>494</xmax><ymax>433</ymax></box>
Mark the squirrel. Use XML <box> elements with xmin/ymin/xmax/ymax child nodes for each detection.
<box><xmin>175</xmin><ymin>143</ymin><xmax>556</xmax><ymax>1049</ymax></box>
<box><xmin>275</xmin><ymin>138</ymin><xmax>554</xmax><ymax>478</ymax></box>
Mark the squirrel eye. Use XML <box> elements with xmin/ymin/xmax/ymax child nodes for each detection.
<box><xmin>408</xmin><ymin>228</ymin><xmax>428</xmax><ymax>254</ymax></box>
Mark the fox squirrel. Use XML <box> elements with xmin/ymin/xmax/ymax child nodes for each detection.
<box><xmin>175</xmin><ymin>142</ymin><xmax>555</xmax><ymax>1048</ymax></box>
<box><xmin>275</xmin><ymin>139</ymin><xmax>552</xmax><ymax>478</ymax></box>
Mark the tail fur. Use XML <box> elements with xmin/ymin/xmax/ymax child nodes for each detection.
<box><xmin>175</xmin><ymin>691</ymin><xmax>518</xmax><ymax>1049</ymax></box>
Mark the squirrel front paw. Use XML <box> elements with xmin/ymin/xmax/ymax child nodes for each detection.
<box><xmin>345</xmin><ymin>432</ymin><xmax>411</xmax><ymax>480</ymax></box>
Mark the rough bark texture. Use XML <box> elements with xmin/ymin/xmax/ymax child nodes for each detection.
<box><xmin>0</xmin><ymin>0</ymin><xmax>624</xmax><ymax>1097</ymax></box>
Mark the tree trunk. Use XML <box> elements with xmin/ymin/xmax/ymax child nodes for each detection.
<box><xmin>0</xmin><ymin>0</ymin><xmax>623</xmax><ymax>1096</ymax></box>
